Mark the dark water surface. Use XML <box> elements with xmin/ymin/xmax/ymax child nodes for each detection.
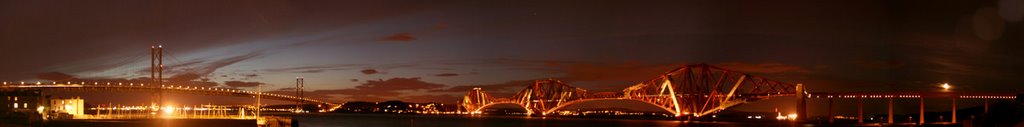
<box><xmin>278</xmin><ymin>113</ymin><xmax>804</xmax><ymax>127</ymax></box>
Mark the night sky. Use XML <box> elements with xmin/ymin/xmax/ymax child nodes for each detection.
<box><xmin>2</xmin><ymin>0</ymin><xmax>1023</xmax><ymax>115</ymax></box>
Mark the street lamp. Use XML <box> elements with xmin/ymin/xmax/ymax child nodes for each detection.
<box><xmin>941</xmin><ymin>83</ymin><xmax>952</xmax><ymax>91</ymax></box>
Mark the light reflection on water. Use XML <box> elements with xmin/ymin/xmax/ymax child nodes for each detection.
<box><xmin>278</xmin><ymin>113</ymin><xmax>802</xmax><ymax>127</ymax></box>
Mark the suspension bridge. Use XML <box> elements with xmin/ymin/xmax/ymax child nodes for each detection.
<box><xmin>0</xmin><ymin>45</ymin><xmax>337</xmax><ymax>120</ymax></box>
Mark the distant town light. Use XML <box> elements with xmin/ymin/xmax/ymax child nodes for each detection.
<box><xmin>941</xmin><ymin>83</ymin><xmax>952</xmax><ymax>91</ymax></box>
<box><xmin>163</xmin><ymin>106</ymin><xmax>174</xmax><ymax>114</ymax></box>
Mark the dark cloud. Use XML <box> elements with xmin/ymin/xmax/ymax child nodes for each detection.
<box><xmin>448</xmin><ymin>59</ymin><xmax>816</xmax><ymax>82</ymax></box>
<box><xmin>431</xmin><ymin>79</ymin><xmax>534</xmax><ymax>97</ymax></box>
<box><xmin>431</xmin><ymin>23</ymin><xmax>449</xmax><ymax>30</ymax></box>
<box><xmin>36</xmin><ymin>72</ymin><xmax>76</xmax><ymax>82</ymax></box>
<box><xmin>241</xmin><ymin>74</ymin><xmax>259</xmax><ymax>78</ymax></box>
<box><xmin>166</xmin><ymin>73</ymin><xmax>202</xmax><ymax>83</ymax></box>
<box><xmin>851</xmin><ymin>60</ymin><xmax>904</xmax><ymax>70</ymax></box>
<box><xmin>262</xmin><ymin>64</ymin><xmax>364</xmax><ymax>73</ymax></box>
<box><xmin>265</xmin><ymin>88</ymin><xmax>336</xmax><ymax>102</ymax></box>
<box><xmin>161</xmin><ymin>73</ymin><xmax>219</xmax><ymax>87</ymax></box>
<box><xmin>556</xmin><ymin>62</ymin><xmax>679</xmax><ymax>82</ymax></box>
<box><xmin>164</xmin><ymin>60</ymin><xmax>206</xmax><ymax>72</ymax></box>
<box><xmin>187</xmin><ymin>51</ymin><xmax>263</xmax><ymax>76</ymax></box>
<box><xmin>224</xmin><ymin>81</ymin><xmax>262</xmax><ymax>87</ymax></box>
<box><xmin>443</xmin><ymin>59</ymin><xmax>676</xmax><ymax>83</ymax></box>
<box><xmin>381</xmin><ymin>33</ymin><xmax>415</xmax><ymax>42</ymax></box>
<box><xmin>302</xmin><ymin>77</ymin><xmax>447</xmax><ymax>101</ymax></box>
<box><xmin>261</xmin><ymin>63</ymin><xmax>418</xmax><ymax>75</ymax></box>
<box><xmin>399</xmin><ymin>94</ymin><xmax>458</xmax><ymax>103</ymax></box>
<box><xmin>0</xmin><ymin>0</ymin><xmax>433</xmax><ymax>80</ymax></box>
<box><xmin>275</xmin><ymin>87</ymin><xmax>296</xmax><ymax>91</ymax></box>
<box><xmin>716</xmin><ymin>62</ymin><xmax>815</xmax><ymax>74</ymax></box>
<box><xmin>299</xmin><ymin>70</ymin><xmax>325</xmax><ymax>73</ymax></box>
<box><xmin>433</xmin><ymin>73</ymin><xmax>458</xmax><ymax>77</ymax></box>
<box><xmin>266</xmin><ymin>77</ymin><xmax>448</xmax><ymax>102</ymax></box>
<box><xmin>360</xmin><ymin>69</ymin><xmax>380</xmax><ymax>75</ymax></box>
<box><xmin>343</xmin><ymin>95</ymin><xmax>388</xmax><ymax>102</ymax></box>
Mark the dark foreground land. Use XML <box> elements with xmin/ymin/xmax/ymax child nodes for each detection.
<box><xmin>41</xmin><ymin>119</ymin><xmax>255</xmax><ymax>127</ymax></box>
<box><xmin>0</xmin><ymin>113</ymin><xmax>1008</xmax><ymax>127</ymax></box>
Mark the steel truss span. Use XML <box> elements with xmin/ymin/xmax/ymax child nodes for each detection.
<box><xmin>460</xmin><ymin>64</ymin><xmax>800</xmax><ymax>117</ymax></box>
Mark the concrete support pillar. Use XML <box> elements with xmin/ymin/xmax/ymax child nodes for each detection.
<box><xmin>919</xmin><ymin>97</ymin><xmax>925</xmax><ymax>124</ymax></box>
<box><xmin>888</xmin><ymin>96</ymin><xmax>893</xmax><ymax>124</ymax></box>
<box><xmin>858</xmin><ymin>96</ymin><xmax>864</xmax><ymax>124</ymax></box>
<box><xmin>97</xmin><ymin>105</ymin><xmax>102</xmax><ymax>117</ymax></box>
<box><xmin>108</xmin><ymin>103</ymin><xmax>113</xmax><ymax>116</ymax></box>
<box><xmin>795</xmin><ymin>84</ymin><xmax>806</xmax><ymax>121</ymax></box>
<box><xmin>952</xmin><ymin>96</ymin><xmax>957</xmax><ymax>123</ymax></box>
<box><xmin>828</xmin><ymin>97</ymin><xmax>834</xmax><ymax>124</ymax></box>
<box><xmin>984</xmin><ymin>98</ymin><xmax>989</xmax><ymax>114</ymax></box>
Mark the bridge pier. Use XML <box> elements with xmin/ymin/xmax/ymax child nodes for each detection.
<box><xmin>951</xmin><ymin>96</ymin><xmax>956</xmax><ymax>124</ymax></box>
<box><xmin>858</xmin><ymin>96</ymin><xmax>863</xmax><ymax>124</ymax></box>
<box><xmin>795</xmin><ymin>84</ymin><xmax>806</xmax><ymax>121</ymax></box>
<box><xmin>828</xmin><ymin>97</ymin><xmax>833</xmax><ymax>124</ymax></box>
<box><xmin>888</xmin><ymin>96</ymin><xmax>893</xmax><ymax>124</ymax></box>
<box><xmin>984</xmin><ymin>98</ymin><xmax>989</xmax><ymax>114</ymax></box>
<box><xmin>919</xmin><ymin>97</ymin><xmax>924</xmax><ymax>124</ymax></box>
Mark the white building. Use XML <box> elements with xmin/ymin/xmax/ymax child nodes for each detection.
<box><xmin>50</xmin><ymin>97</ymin><xmax>84</xmax><ymax>117</ymax></box>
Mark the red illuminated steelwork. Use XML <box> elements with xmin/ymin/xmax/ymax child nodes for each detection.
<box><xmin>460</xmin><ymin>64</ymin><xmax>801</xmax><ymax>117</ymax></box>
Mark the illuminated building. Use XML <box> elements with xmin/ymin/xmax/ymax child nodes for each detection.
<box><xmin>50</xmin><ymin>97</ymin><xmax>85</xmax><ymax>117</ymax></box>
<box><xmin>0</xmin><ymin>89</ymin><xmax>42</xmax><ymax>115</ymax></box>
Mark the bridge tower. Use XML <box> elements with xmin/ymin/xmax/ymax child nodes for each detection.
<box><xmin>795</xmin><ymin>83</ymin><xmax>806</xmax><ymax>121</ymax></box>
<box><xmin>295</xmin><ymin>77</ymin><xmax>304</xmax><ymax>112</ymax></box>
<box><xmin>150</xmin><ymin>45</ymin><xmax>164</xmax><ymax>115</ymax></box>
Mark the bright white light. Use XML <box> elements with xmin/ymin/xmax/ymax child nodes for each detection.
<box><xmin>941</xmin><ymin>83</ymin><xmax>952</xmax><ymax>90</ymax></box>
<box><xmin>163</xmin><ymin>107</ymin><xmax>174</xmax><ymax>114</ymax></box>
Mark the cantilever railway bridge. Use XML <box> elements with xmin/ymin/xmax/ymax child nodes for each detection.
<box><xmin>459</xmin><ymin>64</ymin><xmax>1019</xmax><ymax>124</ymax></box>
<box><xmin>461</xmin><ymin>64</ymin><xmax>804</xmax><ymax>117</ymax></box>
